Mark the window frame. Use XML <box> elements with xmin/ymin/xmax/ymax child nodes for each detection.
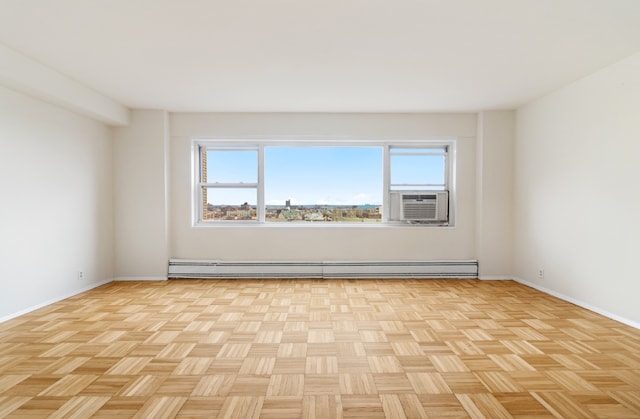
<box><xmin>192</xmin><ymin>139</ymin><xmax>456</xmax><ymax>226</ymax></box>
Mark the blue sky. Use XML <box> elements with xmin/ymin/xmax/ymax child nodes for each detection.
<box><xmin>206</xmin><ymin>147</ymin><xmax>381</xmax><ymax>206</ymax></box>
<box><xmin>265</xmin><ymin>147</ymin><xmax>382</xmax><ymax>206</ymax></box>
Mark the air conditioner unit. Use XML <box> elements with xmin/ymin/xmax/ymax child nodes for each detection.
<box><xmin>401</xmin><ymin>191</ymin><xmax>448</xmax><ymax>222</ymax></box>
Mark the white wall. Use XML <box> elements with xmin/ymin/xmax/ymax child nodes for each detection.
<box><xmin>0</xmin><ymin>86</ymin><xmax>114</xmax><ymax>320</ymax></box>
<box><xmin>476</xmin><ymin>111</ymin><xmax>514</xmax><ymax>278</ymax></box>
<box><xmin>514</xmin><ymin>52</ymin><xmax>640</xmax><ymax>325</ymax></box>
<box><xmin>113</xmin><ymin>110</ymin><xmax>170</xmax><ymax>279</ymax></box>
<box><xmin>170</xmin><ymin>113</ymin><xmax>479</xmax><ymax>262</ymax></box>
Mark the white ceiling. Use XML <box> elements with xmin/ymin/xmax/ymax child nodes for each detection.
<box><xmin>1</xmin><ymin>0</ymin><xmax>639</xmax><ymax>113</ymax></box>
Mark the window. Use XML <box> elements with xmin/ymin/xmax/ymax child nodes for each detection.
<box><xmin>201</xmin><ymin>147</ymin><xmax>259</xmax><ymax>221</ymax></box>
<box><xmin>195</xmin><ymin>141</ymin><xmax>453</xmax><ymax>225</ymax></box>
<box><xmin>389</xmin><ymin>147</ymin><xmax>447</xmax><ymax>191</ymax></box>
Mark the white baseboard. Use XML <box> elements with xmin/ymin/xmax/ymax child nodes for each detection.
<box><xmin>0</xmin><ymin>278</ymin><xmax>113</xmax><ymax>324</ymax></box>
<box><xmin>514</xmin><ymin>277</ymin><xmax>640</xmax><ymax>330</ymax></box>
<box><xmin>113</xmin><ymin>276</ymin><xmax>168</xmax><ymax>281</ymax></box>
<box><xmin>478</xmin><ymin>275</ymin><xmax>513</xmax><ymax>281</ymax></box>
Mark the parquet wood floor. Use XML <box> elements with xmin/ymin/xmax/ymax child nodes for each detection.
<box><xmin>1</xmin><ymin>279</ymin><xmax>639</xmax><ymax>418</ymax></box>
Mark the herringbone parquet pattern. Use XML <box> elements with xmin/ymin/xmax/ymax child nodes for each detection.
<box><xmin>1</xmin><ymin>279</ymin><xmax>639</xmax><ymax>418</ymax></box>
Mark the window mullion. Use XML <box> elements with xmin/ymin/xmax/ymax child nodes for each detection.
<box><xmin>382</xmin><ymin>144</ymin><xmax>390</xmax><ymax>222</ymax></box>
<box><xmin>390</xmin><ymin>184</ymin><xmax>446</xmax><ymax>188</ymax></box>
<box><xmin>257</xmin><ymin>145</ymin><xmax>265</xmax><ymax>223</ymax></box>
<box><xmin>197</xmin><ymin>144</ymin><xmax>205</xmax><ymax>223</ymax></box>
<box><xmin>200</xmin><ymin>183</ymin><xmax>258</xmax><ymax>188</ymax></box>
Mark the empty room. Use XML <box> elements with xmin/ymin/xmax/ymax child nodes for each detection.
<box><xmin>1</xmin><ymin>0</ymin><xmax>640</xmax><ymax>417</ymax></box>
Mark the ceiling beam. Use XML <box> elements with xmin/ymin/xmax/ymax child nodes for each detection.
<box><xmin>0</xmin><ymin>43</ymin><xmax>129</xmax><ymax>126</ymax></box>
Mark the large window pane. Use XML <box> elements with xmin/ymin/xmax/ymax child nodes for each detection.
<box><xmin>264</xmin><ymin>147</ymin><xmax>382</xmax><ymax>222</ymax></box>
<box><xmin>203</xmin><ymin>188</ymin><xmax>257</xmax><ymax>220</ymax></box>
<box><xmin>205</xmin><ymin>149</ymin><xmax>257</xmax><ymax>183</ymax></box>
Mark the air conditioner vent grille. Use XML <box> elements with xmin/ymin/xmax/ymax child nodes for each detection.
<box><xmin>401</xmin><ymin>193</ymin><xmax>444</xmax><ymax>221</ymax></box>
<box><xmin>403</xmin><ymin>201</ymin><xmax>437</xmax><ymax>220</ymax></box>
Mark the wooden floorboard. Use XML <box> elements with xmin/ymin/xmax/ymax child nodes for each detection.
<box><xmin>1</xmin><ymin>279</ymin><xmax>639</xmax><ymax>418</ymax></box>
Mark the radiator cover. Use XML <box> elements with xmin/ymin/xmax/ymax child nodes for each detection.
<box><xmin>168</xmin><ymin>259</ymin><xmax>478</xmax><ymax>279</ymax></box>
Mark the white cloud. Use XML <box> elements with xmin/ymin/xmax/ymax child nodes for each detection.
<box><xmin>351</xmin><ymin>193</ymin><xmax>373</xmax><ymax>204</ymax></box>
<box><xmin>268</xmin><ymin>197</ymin><xmax>299</xmax><ymax>206</ymax></box>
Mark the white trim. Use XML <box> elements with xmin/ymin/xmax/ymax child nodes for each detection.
<box><xmin>447</xmin><ymin>141</ymin><xmax>457</xmax><ymax>226</ymax></box>
<box><xmin>0</xmin><ymin>278</ymin><xmax>113</xmax><ymax>324</ymax></box>
<box><xmin>514</xmin><ymin>277</ymin><xmax>640</xmax><ymax>330</ymax></box>
<box><xmin>113</xmin><ymin>276</ymin><xmax>168</xmax><ymax>281</ymax></box>
<box><xmin>192</xmin><ymin>136</ymin><xmax>459</xmax><ymax>144</ymax></box>
<box><xmin>382</xmin><ymin>144</ymin><xmax>391</xmax><ymax>222</ymax></box>
<box><xmin>478</xmin><ymin>275</ymin><xmax>513</xmax><ymax>280</ymax></box>
<box><xmin>192</xmin><ymin>222</ymin><xmax>456</xmax><ymax>229</ymax></box>
<box><xmin>201</xmin><ymin>183</ymin><xmax>258</xmax><ymax>188</ymax></box>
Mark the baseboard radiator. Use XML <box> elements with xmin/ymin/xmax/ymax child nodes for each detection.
<box><xmin>168</xmin><ymin>259</ymin><xmax>478</xmax><ymax>279</ymax></box>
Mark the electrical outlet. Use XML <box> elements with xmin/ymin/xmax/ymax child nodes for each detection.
<box><xmin>537</xmin><ymin>268</ymin><xmax>544</xmax><ymax>279</ymax></box>
<box><xmin>78</xmin><ymin>271</ymin><xmax>84</xmax><ymax>281</ymax></box>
